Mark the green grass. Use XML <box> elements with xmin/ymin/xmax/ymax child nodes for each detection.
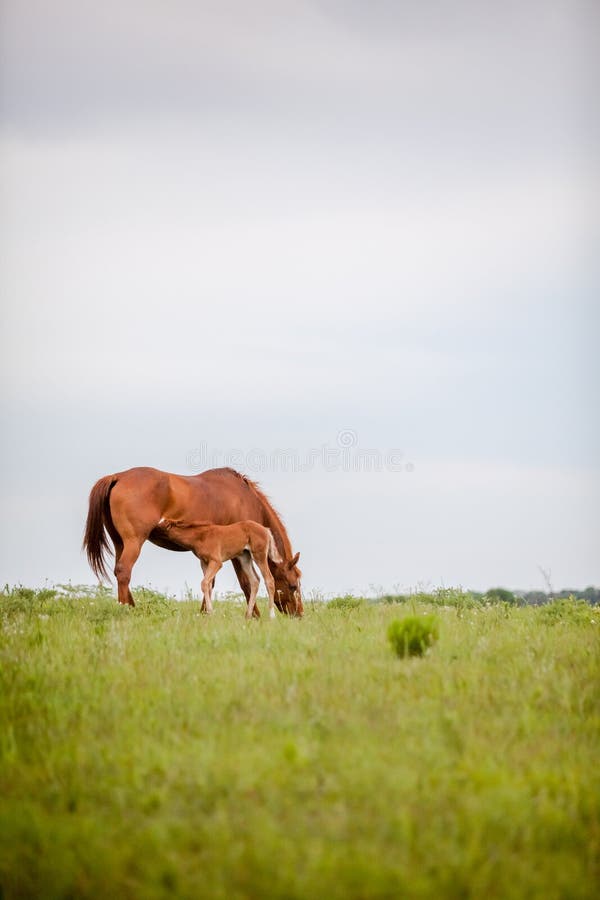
<box><xmin>1</xmin><ymin>587</ymin><xmax>598</xmax><ymax>899</ymax></box>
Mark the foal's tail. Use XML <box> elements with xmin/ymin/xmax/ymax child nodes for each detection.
<box><xmin>82</xmin><ymin>475</ymin><xmax>118</xmax><ymax>582</ymax></box>
<box><xmin>266</xmin><ymin>529</ymin><xmax>282</xmax><ymax>564</ymax></box>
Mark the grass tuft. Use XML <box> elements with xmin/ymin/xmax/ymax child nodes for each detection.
<box><xmin>387</xmin><ymin>614</ymin><xmax>440</xmax><ymax>657</ymax></box>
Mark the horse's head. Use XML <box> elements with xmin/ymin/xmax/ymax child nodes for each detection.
<box><xmin>273</xmin><ymin>551</ymin><xmax>303</xmax><ymax>617</ymax></box>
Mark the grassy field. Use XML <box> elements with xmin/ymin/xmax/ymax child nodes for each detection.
<box><xmin>1</xmin><ymin>586</ymin><xmax>598</xmax><ymax>899</ymax></box>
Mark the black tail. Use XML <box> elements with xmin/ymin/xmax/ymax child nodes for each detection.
<box><xmin>82</xmin><ymin>475</ymin><xmax>117</xmax><ymax>582</ymax></box>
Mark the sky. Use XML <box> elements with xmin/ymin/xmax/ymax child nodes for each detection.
<box><xmin>1</xmin><ymin>0</ymin><xmax>598</xmax><ymax>597</ymax></box>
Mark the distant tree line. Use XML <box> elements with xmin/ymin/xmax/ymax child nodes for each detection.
<box><xmin>472</xmin><ymin>586</ymin><xmax>600</xmax><ymax>606</ymax></box>
<box><xmin>377</xmin><ymin>586</ymin><xmax>600</xmax><ymax>608</ymax></box>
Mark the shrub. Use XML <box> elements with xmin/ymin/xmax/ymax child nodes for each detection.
<box><xmin>378</xmin><ymin>594</ymin><xmax>409</xmax><ymax>605</ymax></box>
<box><xmin>388</xmin><ymin>615</ymin><xmax>439</xmax><ymax>658</ymax></box>
<box><xmin>327</xmin><ymin>595</ymin><xmax>364</xmax><ymax>611</ymax></box>
<box><xmin>430</xmin><ymin>588</ymin><xmax>477</xmax><ymax>609</ymax></box>
<box><xmin>539</xmin><ymin>597</ymin><xmax>596</xmax><ymax>626</ymax></box>
<box><xmin>0</xmin><ymin>585</ymin><xmax>58</xmax><ymax>615</ymax></box>
<box><xmin>55</xmin><ymin>583</ymin><xmax>114</xmax><ymax>600</ymax></box>
<box><xmin>131</xmin><ymin>586</ymin><xmax>175</xmax><ymax>605</ymax></box>
<box><xmin>484</xmin><ymin>587</ymin><xmax>518</xmax><ymax>605</ymax></box>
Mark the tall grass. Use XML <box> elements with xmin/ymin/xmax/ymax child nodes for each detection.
<box><xmin>1</xmin><ymin>587</ymin><xmax>598</xmax><ymax>898</ymax></box>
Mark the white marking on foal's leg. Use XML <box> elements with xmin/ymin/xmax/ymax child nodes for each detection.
<box><xmin>239</xmin><ymin>552</ymin><xmax>260</xmax><ymax>620</ymax></box>
<box><xmin>261</xmin><ymin>570</ymin><xmax>276</xmax><ymax>620</ymax></box>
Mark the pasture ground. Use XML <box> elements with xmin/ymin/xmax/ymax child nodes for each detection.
<box><xmin>1</xmin><ymin>587</ymin><xmax>598</xmax><ymax>899</ymax></box>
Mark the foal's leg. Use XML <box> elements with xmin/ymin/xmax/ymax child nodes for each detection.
<box><xmin>200</xmin><ymin>559</ymin><xmax>222</xmax><ymax>614</ymax></box>
<box><xmin>198</xmin><ymin>563</ymin><xmax>218</xmax><ymax>612</ymax></box>
<box><xmin>231</xmin><ymin>556</ymin><xmax>261</xmax><ymax>619</ymax></box>
<box><xmin>199</xmin><ymin>560</ymin><xmax>207</xmax><ymax>612</ymax></box>
<box><xmin>251</xmin><ymin>551</ymin><xmax>277</xmax><ymax>620</ymax></box>
<box><xmin>238</xmin><ymin>553</ymin><xmax>260</xmax><ymax>620</ymax></box>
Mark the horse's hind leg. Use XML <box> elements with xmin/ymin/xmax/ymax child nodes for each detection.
<box><xmin>109</xmin><ymin>482</ymin><xmax>160</xmax><ymax>607</ymax></box>
<box><xmin>115</xmin><ymin>538</ymin><xmax>144</xmax><ymax>607</ymax></box>
<box><xmin>111</xmin><ymin>524</ymin><xmax>144</xmax><ymax>607</ymax></box>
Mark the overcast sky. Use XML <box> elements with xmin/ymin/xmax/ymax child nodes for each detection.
<box><xmin>1</xmin><ymin>1</ymin><xmax>598</xmax><ymax>597</ymax></box>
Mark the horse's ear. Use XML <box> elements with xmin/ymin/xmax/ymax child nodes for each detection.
<box><xmin>289</xmin><ymin>552</ymin><xmax>300</xmax><ymax>568</ymax></box>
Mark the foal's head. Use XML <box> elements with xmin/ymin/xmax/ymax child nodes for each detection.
<box><xmin>273</xmin><ymin>552</ymin><xmax>303</xmax><ymax>617</ymax></box>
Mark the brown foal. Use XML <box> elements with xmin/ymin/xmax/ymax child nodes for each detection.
<box><xmin>158</xmin><ymin>519</ymin><xmax>284</xmax><ymax>619</ymax></box>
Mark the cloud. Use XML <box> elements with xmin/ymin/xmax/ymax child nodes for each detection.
<box><xmin>1</xmin><ymin>0</ymin><xmax>597</xmax><ymax>169</ymax></box>
<box><xmin>1</xmin><ymin>131</ymin><xmax>596</xmax><ymax>466</ymax></box>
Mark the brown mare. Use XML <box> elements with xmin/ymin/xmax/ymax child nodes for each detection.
<box><xmin>83</xmin><ymin>466</ymin><xmax>303</xmax><ymax>616</ymax></box>
<box><xmin>157</xmin><ymin>519</ymin><xmax>286</xmax><ymax>619</ymax></box>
